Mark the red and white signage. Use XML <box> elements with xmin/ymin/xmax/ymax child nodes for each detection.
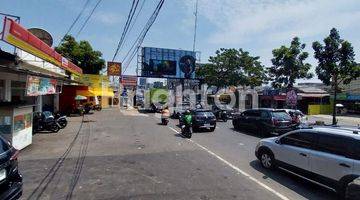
<box><xmin>1</xmin><ymin>17</ymin><xmax>82</xmax><ymax>75</ymax></box>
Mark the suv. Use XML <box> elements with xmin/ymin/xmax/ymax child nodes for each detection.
<box><xmin>255</xmin><ymin>127</ymin><xmax>360</xmax><ymax>196</ymax></box>
<box><xmin>179</xmin><ymin>109</ymin><xmax>217</xmax><ymax>132</ymax></box>
<box><xmin>0</xmin><ymin>134</ymin><xmax>23</xmax><ymax>199</ymax></box>
<box><xmin>232</xmin><ymin>108</ymin><xmax>297</xmax><ymax>136</ymax></box>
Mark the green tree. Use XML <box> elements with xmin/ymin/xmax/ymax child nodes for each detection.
<box><xmin>312</xmin><ymin>28</ymin><xmax>360</xmax><ymax>125</ymax></box>
<box><xmin>269</xmin><ymin>37</ymin><xmax>313</xmax><ymax>88</ymax></box>
<box><xmin>196</xmin><ymin>48</ymin><xmax>268</xmax><ymax>91</ymax></box>
<box><xmin>55</xmin><ymin>35</ymin><xmax>105</xmax><ymax>74</ymax></box>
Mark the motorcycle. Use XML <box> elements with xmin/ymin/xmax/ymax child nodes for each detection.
<box><xmin>84</xmin><ymin>104</ymin><xmax>92</xmax><ymax>114</ymax></box>
<box><xmin>93</xmin><ymin>104</ymin><xmax>102</xmax><ymax>111</ymax></box>
<box><xmin>33</xmin><ymin>112</ymin><xmax>61</xmax><ymax>133</ymax></box>
<box><xmin>54</xmin><ymin>112</ymin><xmax>67</xmax><ymax>129</ymax></box>
<box><xmin>181</xmin><ymin>124</ymin><xmax>192</xmax><ymax>138</ymax></box>
<box><xmin>161</xmin><ymin>117</ymin><xmax>169</xmax><ymax>125</ymax></box>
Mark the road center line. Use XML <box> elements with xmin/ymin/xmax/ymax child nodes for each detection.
<box><xmin>167</xmin><ymin>126</ymin><xmax>290</xmax><ymax>200</ymax></box>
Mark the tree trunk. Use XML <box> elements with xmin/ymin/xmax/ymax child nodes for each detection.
<box><xmin>332</xmin><ymin>76</ymin><xmax>337</xmax><ymax>125</ymax></box>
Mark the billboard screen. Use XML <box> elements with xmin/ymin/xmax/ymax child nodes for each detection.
<box><xmin>141</xmin><ymin>47</ymin><xmax>196</xmax><ymax>78</ymax></box>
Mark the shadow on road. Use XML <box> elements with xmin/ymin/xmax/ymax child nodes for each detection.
<box><xmin>230</xmin><ymin>128</ymin><xmax>266</xmax><ymax>139</ymax></box>
<box><xmin>249</xmin><ymin>160</ymin><xmax>337</xmax><ymax>200</ymax></box>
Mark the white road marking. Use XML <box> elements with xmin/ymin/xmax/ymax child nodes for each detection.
<box><xmin>169</xmin><ymin>127</ymin><xmax>179</xmax><ymax>134</ymax></box>
<box><xmin>167</xmin><ymin>126</ymin><xmax>290</xmax><ymax>200</ymax></box>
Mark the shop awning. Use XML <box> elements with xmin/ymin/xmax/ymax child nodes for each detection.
<box><xmin>92</xmin><ymin>89</ymin><xmax>114</xmax><ymax>97</ymax></box>
<box><xmin>76</xmin><ymin>88</ymin><xmax>114</xmax><ymax>97</ymax></box>
<box><xmin>298</xmin><ymin>93</ymin><xmax>329</xmax><ymax>98</ymax></box>
<box><xmin>76</xmin><ymin>89</ymin><xmax>95</xmax><ymax>97</ymax></box>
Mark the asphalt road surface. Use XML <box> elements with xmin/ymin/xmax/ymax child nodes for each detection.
<box><xmin>19</xmin><ymin>108</ymin><xmax>337</xmax><ymax>200</ymax></box>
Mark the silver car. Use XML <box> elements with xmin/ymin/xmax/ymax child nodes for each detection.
<box><xmin>255</xmin><ymin>126</ymin><xmax>360</xmax><ymax>196</ymax></box>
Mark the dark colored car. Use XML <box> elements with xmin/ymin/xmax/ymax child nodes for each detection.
<box><xmin>0</xmin><ymin>134</ymin><xmax>22</xmax><ymax>200</ymax></box>
<box><xmin>232</xmin><ymin>108</ymin><xmax>297</xmax><ymax>136</ymax></box>
<box><xmin>211</xmin><ymin>104</ymin><xmax>234</xmax><ymax>122</ymax></box>
<box><xmin>192</xmin><ymin>109</ymin><xmax>217</xmax><ymax>132</ymax></box>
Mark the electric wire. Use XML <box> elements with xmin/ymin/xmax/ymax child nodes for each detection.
<box><xmin>76</xmin><ymin>0</ymin><xmax>103</xmax><ymax>37</ymax></box>
<box><xmin>121</xmin><ymin>0</ymin><xmax>165</xmax><ymax>75</ymax></box>
<box><xmin>58</xmin><ymin>0</ymin><xmax>91</xmax><ymax>45</ymax></box>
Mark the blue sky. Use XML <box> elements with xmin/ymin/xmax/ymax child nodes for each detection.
<box><xmin>1</xmin><ymin>0</ymin><xmax>360</xmax><ymax>83</ymax></box>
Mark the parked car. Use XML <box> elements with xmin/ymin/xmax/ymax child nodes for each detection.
<box><xmin>0</xmin><ymin>134</ymin><xmax>22</xmax><ymax>200</ymax></box>
<box><xmin>255</xmin><ymin>127</ymin><xmax>360</xmax><ymax>197</ymax></box>
<box><xmin>232</xmin><ymin>108</ymin><xmax>297</xmax><ymax>136</ymax></box>
<box><xmin>180</xmin><ymin>109</ymin><xmax>216</xmax><ymax>132</ymax></box>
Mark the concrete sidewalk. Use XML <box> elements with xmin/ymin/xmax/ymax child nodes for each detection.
<box><xmin>308</xmin><ymin>114</ymin><xmax>360</xmax><ymax>127</ymax></box>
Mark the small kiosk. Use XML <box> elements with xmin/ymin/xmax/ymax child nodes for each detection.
<box><xmin>0</xmin><ymin>104</ymin><xmax>33</xmax><ymax>150</ymax></box>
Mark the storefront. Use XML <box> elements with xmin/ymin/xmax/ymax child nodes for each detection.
<box><xmin>0</xmin><ymin>17</ymin><xmax>83</xmax><ymax>149</ymax></box>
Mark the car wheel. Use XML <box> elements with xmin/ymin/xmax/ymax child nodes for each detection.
<box><xmin>259</xmin><ymin>150</ymin><xmax>275</xmax><ymax>169</ymax></box>
<box><xmin>209</xmin><ymin>127</ymin><xmax>216</xmax><ymax>132</ymax></box>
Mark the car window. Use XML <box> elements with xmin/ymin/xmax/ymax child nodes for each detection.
<box><xmin>247</xmin><ymin>110</ymin><xmax>260</xmax><ymax>117</ymax></box>
<box><xmin>271</xmin><ymin>111</ymin><xmax>292</xmax><ymax>120</ymax></box>
<box><xmin>0</xmin><ymin>137</ymin><xmax>11</xmax><ymax>154</ymax></box>
<box><xmin>353</xmin><ymin>140</ymin><xmax>360</xmax><ymax>160</ymax></box>
<box><xmin>315</xmin><ymin>133</ymin><xmax>352</xmax><ymax>157</ymax></box>
<box><xmin>281</xmin><ymin>131</ymin><xmax>315</xmax><ymax>149</ymax></box>
<box><xmin>260</xmin><ymin>111</ymin><xmax>270</xmax><ymax>118</ymax></box>
<box><xmin>195</xmin><ymin>111</ymin><xmax>214</xmax><ymax>117</ymax></box>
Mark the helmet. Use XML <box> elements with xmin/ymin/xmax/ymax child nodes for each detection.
<box><xmin>184</xmin><ymin>110</ymin><xmax>191</xmax><ymax>115</ymax></box>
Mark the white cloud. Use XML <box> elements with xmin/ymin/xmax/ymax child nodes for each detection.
<box><xmin>93</xmin><ymin>11</ymin><xmax>123</xmax><ymax>26</ymax></box>
<box><xmin>183</xmin><ymin>0</ymin><xmax>360</xmax><ymax>45</ymax></box>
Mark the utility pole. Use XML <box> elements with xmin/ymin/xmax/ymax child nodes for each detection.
<box><xmin>192</xmin><ymin>0</ymin><xmax>199</xmax><ymax>52</ymax></box>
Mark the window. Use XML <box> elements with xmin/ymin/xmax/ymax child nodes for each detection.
<box><xmin>246</xmin><ymin>110</ymin><xmax>260</xmax><ymax>117</ymax></box>
<box><xmin>260</xmin><ymin>111</ymin><xmax>270</xmax><ymax>118</ymax></box>
<box><xmin>281</xmin><ymin>131</ymin><xmax>315</xmax><ymax>148</ymax></box>
<box><xmin>353</xmin><ymin>140</ymin><xmax>360</xmax><ymax>160</ymax></box>
<box><xmin>316</xmin><ymin>134</ymin><xmax>352</xmax><ymax>157</ymax></box>
<box><xmin>271</xmin><ymin>111</ymin><xmax>292</xmax><ymax>120</ymax></box>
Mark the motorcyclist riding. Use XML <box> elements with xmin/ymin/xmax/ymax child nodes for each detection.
<box><xmin>182</xmin><ymin>110</ymin><xmax>192</xmax><ymax>138</ymax></box>
<box><xmin>161</xmin><ymin>106</ymin><xmax>170</xmax><ymax>125</ymax></box>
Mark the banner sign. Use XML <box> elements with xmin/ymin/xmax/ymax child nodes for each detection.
<box><xmin>1</xmin><ymin>17</ymin><xmax>82</xmax><ymax>75</ymax></box>
<box><xmin>26</xmin><ymin>75</ymin><xmax>57</xmax><ymax>96</ymax></box>
<box><xmin>107</xmin><ymin>62</ymin><xmax>121</xmax><ymax>76</ymax></box>
<box><xmin>286</xmin><ymin>89</ymin><xmax>297</xmax><ymax>107</ymax></box>
<box><xmin>141</xmin><ymin>47</ymin><xmax>197</xmax><ymax>78</ymax></box>
<box><xmin>121</xmin><ymin>75</ymin><xmax>137</xmax><ymax>87</ymax></box>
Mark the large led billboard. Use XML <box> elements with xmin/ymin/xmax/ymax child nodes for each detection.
<box><xmin>141</xmin><ymin>47</ymin><xmax>196</xmax><ymax>79</ymax></box>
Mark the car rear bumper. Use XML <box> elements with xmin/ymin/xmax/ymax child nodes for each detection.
<box><xmin>193</xmin><ymin>121</ymin><xmax>216</xmax><ymax>128</ymax></box>
<box><xmin>0</xmin><ymin>181</ymin><xmax>22</xmax><ymax>200</ymax></box>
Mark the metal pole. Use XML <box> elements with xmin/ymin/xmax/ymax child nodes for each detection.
<box><xmin>192</xmin><ymin>0</ymin><xmax>198</xmax><ymax>52</ymax></box>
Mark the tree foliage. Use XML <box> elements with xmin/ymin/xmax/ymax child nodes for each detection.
<box><xmin>312</xmin><ymin>28</ymin><xmax>360</xmax><ymax>124</ymax></box>
<box><xmin>55</xmin><ymin>35</ymin><xmax>105</xmax><ymax>74</ymax></box>
<box><xmin>196</xmin><ymin>48</ymin><xmax>268</xmax><ymax>90</ymax></box>
<box><xmin>312</xmin><ymin>28</ymin><xmax>360</xmax><ymax>86</ymax></box>
<box><xmin>269</xmin><ymin>37</ymin><xmax>313</xmax><ymax>88</ymax></box>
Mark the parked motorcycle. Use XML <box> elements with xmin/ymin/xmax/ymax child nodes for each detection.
<box><xmin>54</xmin><ymin>112</ymin><xmax>67</xmax><ymax>129</ymax></box>
<box><xmin>84</xmin><ymin>103</ymin><xmax>92</xmax><ymax>114</ymax></box>
<box><xmin>212</xmin><ymin>105</ymin><xmax>231</xmax><ymax>122</ymax></box>
<box><xmin>93</xmin><ymin>104</ymin><xmax>102</xmax><ymax>111</ymax></box>
<box><xmin>33</xmin><ymin>112</ymin><xmax>61</xmax><ymax>133</ymax></box>
<box><xmin>181</xmin><ymin>125</ymin><xmax>192</xmax><ymax>138</ymax></box>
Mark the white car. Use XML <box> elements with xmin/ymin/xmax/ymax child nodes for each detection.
<box><xmin>255</xmin><ymin>127</ymin><xmax>360</xmax><ymax>196</ymax></box>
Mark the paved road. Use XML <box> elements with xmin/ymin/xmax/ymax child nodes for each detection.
<box><xmin>19</xmin><ymin>108</ymin><xmax>337</xmax><ymax>200</ymax></box>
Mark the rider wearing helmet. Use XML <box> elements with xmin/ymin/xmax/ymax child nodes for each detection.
<box><xmin>183</xmin><ymin>110</ymin><xmax>192</xmax><ymax>126</ymax></box>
